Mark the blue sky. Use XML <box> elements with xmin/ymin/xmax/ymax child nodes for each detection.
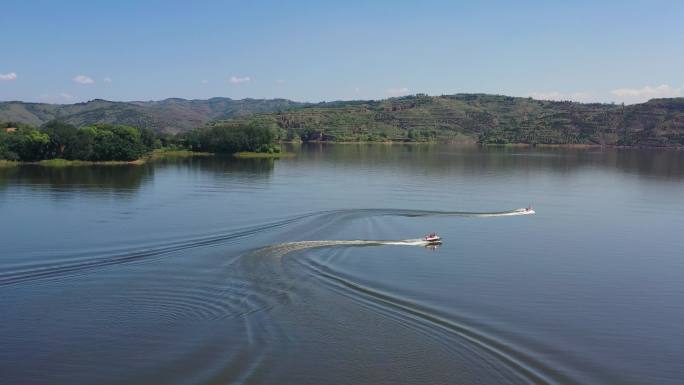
<box><xmin>1</xmin><ymin>0</ymin><xmax>683</xmax><ymax>104</ymax></box>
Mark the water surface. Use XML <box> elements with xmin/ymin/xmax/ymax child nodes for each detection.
<box><xmin>1</xmin><ymin>144</ymin><xmax>683</xmax><ymax>384</ymax></box>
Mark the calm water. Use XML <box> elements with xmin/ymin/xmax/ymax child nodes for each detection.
<box><xmin>1</xmin><ymin>144</ymin><xmax>683</xmax><ymax>385</ymax></box>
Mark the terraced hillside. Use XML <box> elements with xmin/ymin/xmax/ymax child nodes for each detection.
<box><xmin>215</xmin><ymin>94</ymin><xmax>684</xmax><ymax>146</ymax></box>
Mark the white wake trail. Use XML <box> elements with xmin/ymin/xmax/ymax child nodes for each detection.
<box><xmin>253</xmin><ymin>207</ymin><xmax>534</xmax><ymax>258</ymax></box>
<box><xmin>256</xmin><ymin>239</ymin><xmax>436</xmax><ymax>258</ymax></box>
<box><xmin>476</xmin><ymin>209</ymin><xmax>535</xmax><ymax>217</ymax></box>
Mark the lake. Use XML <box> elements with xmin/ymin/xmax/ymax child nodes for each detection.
<box><xmin>1</xmin><ymin>144</ymin><xmax>683</xmax><ymax>385</ymax></box>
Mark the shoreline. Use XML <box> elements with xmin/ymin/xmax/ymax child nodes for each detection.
<box><xmin>3</xmin><ymin>143</ymin><xmax>681</xmax><ymax>168</ymax></box>
<box><xmin>481</xmin><ymin>143</ymin><xmax>684</xmax><ymax>150</ymax></box>
<box><xmin>0</xmin><ymin>150</ymin><xmax>214</xmax><ymax>168</ymax></box>
<box><xmin>291</xmin><ymin>141</ymin><xmax>683</xmax><ymax>149</ymax></box>
<box><xmin>233</xmin><ymin>151</ymin><xmax>296</xmax><ymax>159</ymax></box>
<box><xmin>148</xmin><ymin>149</ymin><xmax>213</xmax><ymax>159</ymax></box>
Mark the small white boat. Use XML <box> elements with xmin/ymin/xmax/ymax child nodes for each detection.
<box><xmin>514</xmin><ymin>205</ymin><xmax>535</xmax><ymax>214</ymax></box>
<box><xmin>423</xmin><ymin>233</ymin><xmax>441</xmax><ymax>243</ymax></box>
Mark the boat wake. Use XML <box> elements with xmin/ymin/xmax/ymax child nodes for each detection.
<box><xmin>215</xmin><ymin>206</ymin><xmax>554</xmax><ymax>384</ymax></box>
<box><xmin>254</xmin><ymin>238</ymin><xmax>437</xmax><ymax>258</ymax></box>
<box><xmin>0</xmin><ymin>205</ymin><xmax>557</xmax><ymax>385</ymax></box>
<box><xmin>0</xmin><ymin>207</ymin><xmax>530</xmax><ymax>287</ymax></box>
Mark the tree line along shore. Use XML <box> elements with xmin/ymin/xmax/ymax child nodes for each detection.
<box><xmin>0</xmin><ymin>121</ymin><xmax>285</xmax><ymax>165</ymax></box>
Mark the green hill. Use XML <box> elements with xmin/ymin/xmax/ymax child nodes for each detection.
<box><xmin>0</xmin><ymin>98</ymin><xmax>306</xmax><ymax>133</ymax></box>
<box><xmin>216</xmin><ymin>94</ymin><xmax>684</xmax><ymax>146</ymax></box>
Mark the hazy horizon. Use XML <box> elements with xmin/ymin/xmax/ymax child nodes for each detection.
<box><xmin>1</xmin><ymin>92</ymin><xmax>677</xmax><ymax>107</ymax></box>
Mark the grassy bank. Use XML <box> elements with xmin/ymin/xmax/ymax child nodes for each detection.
<box><xmin>479</xmin><ymin>143</ymin><xmax>537</xmax><ymax>148</ymax></box>
<box><xmin>0</xmin><ymin>158</ymin><xmax>144</xmax><ymax>167</ymax></box>
<box><xmin>148</xmin><ymin>149</ymin><xmax>213</xmax><ymax>158</ymax></box>
<box><xmin>0</xmin><ymin>150</ymin><xmax>215</xmax><ymax>167</ymax></box>
<box><xmin>36</xmin><ymin>158</ymin><xmax>146</xmax><ymax>167</ymax></box>
<box><xmin>233</xmin><ymin>151</ymin><xmax>296</xmax><ymax>159</ymax></box>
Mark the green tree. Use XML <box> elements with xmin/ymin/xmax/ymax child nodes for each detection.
<box><xmin>140</xmin><ymin>128</ymin><xmax>161</xmax><ymax>150</ymax></box>
<box><xmin>41</xmin><ymin>121</ymin><xmax>79</xmax><ymax>159</ymax></box>
<box><xmin>69</xmin><ymin>126</ymin><xmax>99</xmax><ymax>160</ymax></box>
<box><xmin>0</xmin><ymin>131</ymin><xmax>18</xmax><ymax>160</ymax></box>
<box><xmin>77</xmin><ymin>124</ymin><xmax>147</xmax><ymax>161</ymax></box>
<box><xmin>2</xmin><ymin>128</ymin><xmax>50</xmax><ymax>161</ymax></box>
<box><xmin>184</xmin><ymin>120</ymin><xmax>278</xmax><ymax>154</ymax></box>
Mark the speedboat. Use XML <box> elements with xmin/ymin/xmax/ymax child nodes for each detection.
<box><xmin>423</xmin><ymin>233</ymin><xmax>441</xmax><ymax>243</ymax></box>
<box><xmin>514</xmin><ymin>205</ymin><xmax>535</xmax><ymax>214</ymax></box>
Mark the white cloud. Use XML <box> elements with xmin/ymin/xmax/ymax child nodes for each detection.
<box><xmin>527</xmin><ymin>91</ymin><xmax>594</xmax><ymax>103</ymax></box>
<box><xmin>0</xmin><ymin>72</ymin><xmax>17</xmax><ymax>81</ymax></box>
<box><xmin>73</xmin><ymin>75</ymin><xmax>95</xmax><ymax>84</ymax></box>
<box><xmin>386</xmin><ymin>87</ymin><xmax>410</xmax><ymax>97</ymax></box>
<box><xmin>103</xmin><ymin>77</ymin><xmax>112</xmax><ymax>83</ymax></box>
<box><xmin>229</xmin><ymin>75</ymin><xmax>251</xmax><ymax>84</ymax></box>
<box><xmin>529</xmin><ymin>85</ymin><xmax>684</xmax><ymax>104</ymax></box>
<box><xmin>610</xmin><ymin>84</ymin><xmax>682</xmax><ymax>102</ymax></box>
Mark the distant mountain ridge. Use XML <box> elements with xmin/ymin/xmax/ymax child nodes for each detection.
<box><xmin>2</xmin><ymin>95</ymin><xmax>684</xmax><ymax>146</ymax></box>
<box><xmin>0</xmin><ymin>97</ymin><xmax>307</xmax><ymax>133</ymax></box>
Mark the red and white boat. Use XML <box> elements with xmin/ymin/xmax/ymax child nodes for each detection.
<box><xmin>423</xmin><ymin>233</ymin><xmax>442</xmax><ymax>243</ymax></box>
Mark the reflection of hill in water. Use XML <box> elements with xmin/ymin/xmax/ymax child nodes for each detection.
<box><xmin>0</xmin><ymin>164</ymin><xmax>154</xmax><ymax>193</ymax></box>
<box><xmin>153</xmin><ymin>155</ymin><xmax>276</xmax><ymax>175</ymax></box>
<box><xmin>2</xmin><ymin>145</ymin><xmax>682</xmax><ymax>197</ymax></box>
<box><xmin>292</xmin><ymin>143</ymin><xmax>684</xmax><ymax>180</ymax></box>
<box><xmin>0</xmin><ymin>156</ymin><xmax>276</xmax><ymax>195</ymax></box>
